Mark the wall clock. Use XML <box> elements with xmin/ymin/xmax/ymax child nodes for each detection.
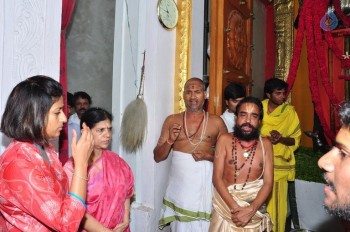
<box><xmin>157</xmin><ymin>0</ymin><xmax>178</xmax><ymax>30</ymax></box>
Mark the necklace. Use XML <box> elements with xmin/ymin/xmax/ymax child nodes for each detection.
<box><xmin>231</xmin><ymin>136</ymin><xmax>257</xmax><ymax>190</ymax></box>
<box><xmin>184</xmin><ymin>110</ymin><xmax>208</xmax><ymax>146</ymax></box>
<box><xmin>183</xmin><ymin>110</ymin><xmax>205</xmax><ymax>139</ymax></box>
<box><xmin>236</xmin><ymin>138</ymin><xmax>258</xmax><ymax>158</ymax></box>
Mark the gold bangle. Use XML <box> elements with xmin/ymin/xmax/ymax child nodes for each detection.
<box><xmin>166</xmin><ymin>139</ymin><xmax>174</xmax><ymax>145</ymax></box>
<box><xmin>73</xmin><ymin>172</ymin><xmax>88</xmax><ymax>181</ymax></box>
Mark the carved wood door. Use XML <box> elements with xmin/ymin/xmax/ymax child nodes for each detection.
<box><xmin>209</xmin><ymin>0</ymin><xmax>253</xmax><ymax>115</ymax></box>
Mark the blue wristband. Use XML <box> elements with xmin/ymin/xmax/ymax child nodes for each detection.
<box><xmin>68</xmin><ymin>192</ymin><xmax>87</xmax><ymax>209</ymax></box>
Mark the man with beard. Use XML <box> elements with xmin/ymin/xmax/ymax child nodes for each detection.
<box><xmin>154</xmin><ymin>77</ymin><xmax>227</xmax><ymax>232</ymax></box>
<box><xmin>68</xmin><ymin>91</ymin><xmax>92</xmax><ymax>156</ymax></box>
<box><xmin>260</xmin><ymin>78</ymin><xmax>301</xmax><ymax>232</ymax></box>
<box><xmin>209</xmin><ymin>96</ymin><xmax>273</xmax><ymax>231</ymax></box>
<box><xmin>318</xmin><ymin>102</ymin><xmax>350</xmax><ymax>222</ymax></box>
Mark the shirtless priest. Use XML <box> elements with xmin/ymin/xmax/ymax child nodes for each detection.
<box><xmin>209</xmin><ymin>96</ymin><xmax>273</xmax><ymax>232</ymax></box>
<box><xmin>154</xmin><ymin>77</ymin><xmax>227</xmax><ymax>232</ymax></box>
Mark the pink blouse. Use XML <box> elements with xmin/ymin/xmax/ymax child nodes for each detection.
<box><xmin>0</xmin><ymin>140</ymin><xmax>86</xmax><ymax>231</ymax></box>
<box><xmin>64</xmin><ymin>150</ymin><xmax>134</xmax><ymax>231</ymax></box>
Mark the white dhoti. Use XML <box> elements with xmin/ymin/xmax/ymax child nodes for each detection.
<box><xmin>159</xmin><ymin>151</ymin><xmax>213</xmax><ymax>231</ymax></box>
<box><xmin>209</xmin><ymin>180</ymin><xmax>272</xmax><ymax>232</ymax></box>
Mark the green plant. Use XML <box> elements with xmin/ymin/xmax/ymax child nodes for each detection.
<box><xmin>295</xmin><ymin>146</ymin><xmax>326</xmax><ymax>184</ymax></box>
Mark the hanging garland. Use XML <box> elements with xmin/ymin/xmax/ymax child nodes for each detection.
<box><xmin>324</xmin><ymin>31</ymin><xmax>350</xmax><ymax>70</ymax></box>
<box><xmin>333</xmin><ymin>0</ymin><xmax>350</xmax><ymax>27</ymax></box>
<box><xmin>313</xmin><ymin>9</ymin><xmax>342</xmax><ymax>107</ymax></box>
<box><xmin>305</xmin><ymin>0</ymin><xmax>337</xmax><ymax>140</ymax></box>
<box><xmin>286</xmin><ymin>0</ymin><xmax>347</xmax><ymax>141</ymax></box>
<box><xmin>328</xmin><ymin>0</ymin><xmax>350</xmax><ymax>81</ymax></box>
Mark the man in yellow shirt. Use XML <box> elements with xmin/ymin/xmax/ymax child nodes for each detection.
<box><xmin>260</xmin><ymin>78</ymin><xmax>301</xmax><ymax>232</ymax></box>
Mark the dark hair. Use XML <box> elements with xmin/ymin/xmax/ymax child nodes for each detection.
<box><xmin>223</xmin><ymin>82</ymin><xmax>246</xmax><ymax>100</ymax></box>
<box><xmin>339</xmin><ymin>102</ymin><xmax>350</xmax><ymax>128</ymax></box>
<box><xmin>73</xmin><ymin>91</ymin><xmax>92</xmax><ymax>105</ymax></box>
<box><xmin>80</xmin><ymin>107</ymin><xmax>113</xmax><ymax>129</ymax></box>
<box><xmin>67</xmin><ymin>92</ymin><xmax>74</xmax><ymax>107</ymax></box>
<box><xmin>264</xmin><ymin>78</ymin><xmax>288</xmax><ymax>95</ymax></box>
<box><xmin>1</xmin><ymin>75</ymin><xmax>63</xmax><ymax>146</ymax></box>
<box><xmin>235</xmin><ymin>96</ymin><xmax>264</xmax><ymax>120</ymax></box>
<box><xmin>184</xmin><ymin>77</ymin><xmax>206</xmax><ymax>91</ymax></box>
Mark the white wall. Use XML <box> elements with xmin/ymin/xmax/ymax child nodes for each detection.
<box><xmin>112</xmin><ymin>0</ymin><xmax>176</xmax><ymax>231</ymax></box>
<box><xmin>295</xmin><ymin>180</ymin><xmax>344</xmax><ymax>231</ymax></box>
<box><xmin>112</xmin><ymin>0</ymin><xmax>204</xmax><ymax>231</ymax></box>
<box><xmin>0</xmin><ymin>0</ymin><xmax>61</xmax><ymax>153</ymax></box>
<box><xmin>66</xmin><ymin>0</ymin><xmax>208</xmax><ymax>227</ymax></box>
<box><xmin>66</xmin><ymin>0</ymin><xmax>115</xmax><ymax>112</ymax></box>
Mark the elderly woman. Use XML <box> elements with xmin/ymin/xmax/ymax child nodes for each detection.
<box><xmin>0</xmin><ymin>75</ymin><xmax>94</xmax><ymax>231</ymax></box>
<box><xmin>64</xmin><ymin>107</ymin><xmax>134</xmax><ymax>232</ymax></box>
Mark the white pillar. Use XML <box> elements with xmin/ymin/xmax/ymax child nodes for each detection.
<box><xmin>0</xmin><ymin>0</ymin><xmax>61</xmax><ymax>153</ymax></box>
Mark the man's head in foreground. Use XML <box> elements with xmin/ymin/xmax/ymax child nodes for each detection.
<box><xmin>318</xmin><ymin>101</ymin><xmax>350</xmax><ymax>220</ymax></box>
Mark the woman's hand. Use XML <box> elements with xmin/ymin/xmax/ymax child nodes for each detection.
<box><xmin>113</xmin><ymin>203</ymin><xmax>130</xmax><ymax>232</ymax></box>
<box><xmin>71</xmin><ymin>123</ymin><xmax>94</xmax><ymax>167</ymax></box>
<box><xmin>112</xmin><ymin>221</ymin><xmax>129</xmax><ymax>232</ymax></box>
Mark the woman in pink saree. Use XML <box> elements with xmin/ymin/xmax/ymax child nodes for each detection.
<box><xmin>64</xmin><ymin>107</ymin><xmax>134</xmax><ymax>232</ymax></box>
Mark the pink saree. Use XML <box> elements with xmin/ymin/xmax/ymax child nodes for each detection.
<box><xmin>64</xmin><ymin>150</ymin><xmax>134</xmax><ymax>231</ymax></box>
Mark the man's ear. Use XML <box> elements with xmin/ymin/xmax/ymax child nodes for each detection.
<box><xmin>266</xmin><ymin>93</ymin><xmax>271</xmax><ymax>99</ymax></box>
<box><xmin>225</xmin><ymin>99</ymin><xmax>229</xmax><ymax>106</ymax></box>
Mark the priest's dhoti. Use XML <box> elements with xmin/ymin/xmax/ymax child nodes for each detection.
<box><xmin>159</xmin><ymin>151</ymin><xmax>213</xmax><ymax>231</ymax></box>
<box><xmin>209</xmin><ymin>180</ymin><xmax>272</xmax><ymax>232</ymax></box>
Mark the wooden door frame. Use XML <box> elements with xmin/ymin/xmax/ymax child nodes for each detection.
<box><xmin>209</xmin><ymin>0</ymin><xmax>252</xmax><ymax>115</ymax></box>
<box><xmin>208</xmin><ymin>0</ymin><xmax>224</xmax><ymax>115</ymax></box>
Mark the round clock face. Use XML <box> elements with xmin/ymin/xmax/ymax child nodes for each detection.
<box><xmin>157</xmin><ymin>0</ymin><xmax>178</xmax><ymax>30</ymax></box>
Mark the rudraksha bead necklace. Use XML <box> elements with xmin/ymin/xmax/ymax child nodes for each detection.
<box><xmin>232</xmin><ymin>136</ymin><xmax>258</xmax><ymax>190</ymax></box>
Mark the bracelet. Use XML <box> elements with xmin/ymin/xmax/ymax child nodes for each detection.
<box><xmin>166</xmin><ymin>138</ymin><xmax>174</xmax><ymax>145</ymax></box>
<box><xmin>68</xmin><ymin>192</ymin><xmax>87</xmax><ymax>209</ymax></box>
<box><xmin>73</xmin><ymin>172</ymin><xmax>88</xmax><ymax>181</ymax></box>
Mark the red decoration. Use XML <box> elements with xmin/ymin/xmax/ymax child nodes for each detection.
<box><xmin>59</xmin><ymin>0</ymin><xmax>76</xmax><ymax>164</ymax></box>
<box><xmin>285</xmin><ymin>0</ymin><xmax>349</xmax><ymax>141</ymax></box>
<box><xmin>257</xmin><ymin>0</ymin><xmax>273</xmax><ymax>7</ymax></box>
<box><xmin>324</xmin><ymin>31</ymin><xmax>350</xmax><ymax>69</ymax></box>
<box><xmin>339</xmin><ymin>75</ymin><xmax>350</xmax><ymax>80</ymax></box>
<box><xmin>333</xmin><ymin>0</ymin><xmax>350</xmax><ymax>27</ymax></box>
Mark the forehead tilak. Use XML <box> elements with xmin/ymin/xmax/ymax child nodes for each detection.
<box><xmin>184</xmin><ymin>79</ymin><xmax>204</xmax><ymax>89</ymax></box>
<box><xmin>239</xmin><ymin>103</ymin><xmax>259</xmax><ymax>114</ymax></box>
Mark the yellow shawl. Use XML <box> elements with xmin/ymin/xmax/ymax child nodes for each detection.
<box><xmin>260</xmin><ymin>99</ymin><xmax>301</xmax><ymax>180</ymax></box>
